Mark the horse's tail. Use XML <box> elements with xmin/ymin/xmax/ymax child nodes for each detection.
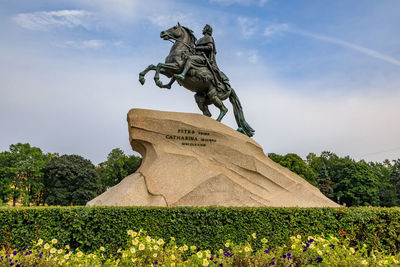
<box><xmin>229</xmin><ymin>88</ymin><xmax>255</xmax><ymax>137</ymax></box>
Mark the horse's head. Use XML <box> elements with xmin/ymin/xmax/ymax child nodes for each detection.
<box><xmin>160</xmin><ymin>22</ymin><xmax>185</xmax><ymax>41</ymax></box>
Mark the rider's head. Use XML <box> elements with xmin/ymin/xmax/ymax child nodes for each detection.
<box><xmin>203</xmin><ymin>24</ymin><xmax>213</xmax><ymax>36</ymax></box>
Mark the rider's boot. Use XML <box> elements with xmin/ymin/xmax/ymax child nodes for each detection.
<box><xmin>174</xmin><ymin>61</ymin><xmax>191</xmax><ymax>80</ymax></box>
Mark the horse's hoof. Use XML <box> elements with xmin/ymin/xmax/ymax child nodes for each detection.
<box><xmin>139</xmin><ymin>77</ymin><xmax>145</xmax><ymax>85</ymax></box>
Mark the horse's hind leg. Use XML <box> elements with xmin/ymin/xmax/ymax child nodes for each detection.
<box><xmin>207</xmin><ymin>87</ymin><xmax>228</xmax><ymax>122</ymax></box>
<box><xmin>195</xmin><ymin>93</ymin><xmax>211</xmax><ymax>117</ymax></box>
<box><xmin>139</xmin><ymin>64</ymin><xmax>157</xmax><ymax>85</ymax></box>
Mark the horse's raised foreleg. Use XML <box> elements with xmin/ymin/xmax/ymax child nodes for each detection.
<box><xmin>154</xmin><ymin>62</ymin><xmax>180</xmax><ymax>88</ymax></box>
<box><xmin>160</xmin><ymin>77</ymin><xmax>175</xmax><ymax>89</ymax></box>
<box><xmin>139</xmin><ymin>64</ymin><xmax>157</xmax><ymax>85</ymax></box>
<box><xmin>207</xmin><ymin>87</ymin><xmax>228</xmax><ymax>122</ymax></box>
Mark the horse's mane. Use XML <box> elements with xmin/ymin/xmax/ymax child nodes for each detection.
<box><xmin>181</xmin><ymin>26</ymin><xmax>197</xmax><ymax>46</ymax></box>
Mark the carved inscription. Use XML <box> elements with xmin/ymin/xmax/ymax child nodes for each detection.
<box><xmin>165</xmin><ymin>128</ymin><xmax>217</xmax><ymax>147</ymax></box>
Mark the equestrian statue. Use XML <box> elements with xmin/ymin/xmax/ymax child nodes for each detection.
<box><xmin>139</xmin><ymin>23</ymin><xmax>255</xmax><ymax>137</ymax></box>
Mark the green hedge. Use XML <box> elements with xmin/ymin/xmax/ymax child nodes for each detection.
<box><xmin>1</xmin><ymin>207</ymin><xmax>400</xmax><ymax>254</ymax></box>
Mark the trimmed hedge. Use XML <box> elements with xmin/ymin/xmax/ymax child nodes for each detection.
<box><xmin>1</xmin><ymin>207</ymin><xmax>400</xmax><ymax>254</ymax></box>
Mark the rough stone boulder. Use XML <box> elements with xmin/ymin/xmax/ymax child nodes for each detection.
<box><xmin>87</xmin><ymin>108</ymin><xmax>339</xmax><ymax>207</ymax></box>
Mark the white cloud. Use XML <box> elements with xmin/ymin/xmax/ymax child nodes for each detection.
<box><xmin>263</xmin><ymin>23</ymin><xmax>289</xmax><ymax>38</ymax></box>
<box><xmin>236</xmin><ymin>49</ymin><xmax>259</xmax><ymax>63</ymax></box>
<box><xmin>237</xmin><ymin>17</ymin><xmax>259</xmax><ymax>39</ymax></box>
<box><xmin>13</xmin><ymin>10</ymin><xmax>94</xmax><ymax>31</ymax></box>
<box><xmin>209</xmin><ymin>0</ymin><xmax>269</xmax><ymax>6</ymax></box>
<box><xmin>148</xmin><ymin>13</ymin><xmax>191</xmax><ymax>28</ymax></box>
<box><xmin>292</xmin><ymin>29</ymin><xmax>400</xmax><ymax>66</ymax></box>
<box><xmin>63</xmin><ymin>40</ymin><xmax>105</xmax><ymax>49</ymax></box>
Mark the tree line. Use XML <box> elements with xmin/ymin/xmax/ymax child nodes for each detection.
<box><xmin>269</xmin><ymin>152</ymin><xmax>400</xmax><ymax>207</ymax></box>
<box><xmin>1</xmin><ymin>142</ymin><xmax>399</xmax><ymax>207</ymax></box>
<box><xmin>0</xmin><ymin>143</ymin><xmax>141</xmax><ymax>206</ymax></box>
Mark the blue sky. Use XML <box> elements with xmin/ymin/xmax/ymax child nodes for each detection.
<box><xmin>1</xmin><ymin>0</ymin><xmax>400</xmax><ymax>163</ymax></box>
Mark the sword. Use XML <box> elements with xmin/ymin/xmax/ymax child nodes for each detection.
<box><xmin>201</xmin><ymin>52</ymin><xmax>219</xmax><ymax>87</ymax></box>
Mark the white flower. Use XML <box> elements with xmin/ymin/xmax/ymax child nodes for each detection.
<box><xmin>197</xmin><ymin>251</ymin><xmax>203</xmax><ymax>258</ymax></box>
<box><xmin>130</xmin><ymin>247</ymin><xmax>136</xmax><ymax>254</ymax></box>
<box><xmin>51</xmin><ymin>239</ymin><xmax>58</xmax><ymax>244</ymax></box>
<box><xmin>251</xmin><ymin>233</ymin><xmax>257</xmax><ymax>239</ymax></box>
<box><xmin>139</xmin><ymin>244</ymin><xmax>145</xmax><ymax>250</ymax></box>
<box><xmin>203</xmin><ymin>259</ymin><xmax>209</xmax><ymax>266</ymax></box>
<box><xmin>50</xmin><ymin>248</ymin><xmax>56</xmax><ymax>254</ymax></box>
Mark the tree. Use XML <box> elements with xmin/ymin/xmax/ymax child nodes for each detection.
<box><xmin>43</xmin><ymin>155</ymin><xmax>99</xmax><ymax>206</ymax></box>
<box><xmin>268</xmin><ymin>153</ymin><xmax>317</xmax><ymax>186</ymax></box>
<box><xmin>369</xmin><ymin>161</ymin><xmax>397</xmax><ymax>207</ymax></box>
<box><xmin>0</xmin><ymin>143</ymin><xmax>51</xmax><ymax>206</ymax></box>
<box><xmin>307</xmin><ymin>152</ymin><xmax>380</xmax><ymax>206</ymax></box>
<box><xmin>97</xmin><ymin>148</ymin><xmax>141</xmax><ymax>194</ymax></box>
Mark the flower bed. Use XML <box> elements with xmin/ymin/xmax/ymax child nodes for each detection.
<box><xmin>2</xmin><ymin>231</ymin><xmax>400</xmax><ymax>266</ymax></box>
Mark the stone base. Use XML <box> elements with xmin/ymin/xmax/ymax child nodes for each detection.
<box><xmin>86</xmin><ymin>109</ymin><xmax>339</xmax><ymax>207</ymax></box>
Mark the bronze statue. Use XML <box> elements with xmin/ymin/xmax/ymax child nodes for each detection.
<box><xmin>139</xmin><ymin>23</ymin><xmax>255</xmax><ymax>137</ymax></box>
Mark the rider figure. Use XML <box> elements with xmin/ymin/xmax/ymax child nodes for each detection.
<box><xmin>174</xmin><ymin>24</ymin><xmax>230</xmax><ymax>90</ymax></box>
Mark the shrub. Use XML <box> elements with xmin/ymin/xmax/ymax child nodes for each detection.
<box><xmin>1</xmin><ymin>207</ymin><xmax>400</xmax><ymax>254</ymax></box>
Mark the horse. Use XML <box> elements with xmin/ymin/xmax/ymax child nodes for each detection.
<box><xmin>138</xmin><ymin>23</ymin><xmax>255</xmax><ymax>137</ymax></box>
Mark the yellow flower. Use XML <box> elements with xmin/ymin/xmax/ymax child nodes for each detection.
<box><xmin>197</xmin><ymin>251</ymin><xmax>203</xmax><ymax>258</ymax></box>
<box><xmin>51</xmin><ymin>239</ymin><xmax>58</xmax><ymax>244</ymax></box>
<box><xmin>291</xmin><ymin>244</ymin><xmax>296</xmax><ymax>249</ymax></box>
<box><xmin>131</xmin><ymin>258</ymin><xmax>137</xmax><ymax>263</ymax></box>
<box><xmin>122</xmin><ymin>253</ymin><xmax>127</xmax><ymax>258</ymax></box>
<box><xmin>290</xmin><ymin>236</ymin><xmax>295</xmax><ymax>241</ymax></box>
<box><xmin>44</xmin><ymin>243</ymin><xmax>50</xmax><ymax>250</ymax></box>
<box><xmin>100</xmin><ymin>246</ymin><xmax>105</xmax><ymax>251</ymax></box>
<box><xmin>146</xmin><ymin>236</ymin><xmax>152</xmax><ymax>242</ymax></box>
<box><xmin>219</xmin><ymin>249</ymin><xmax>224</xmax><ymax>254</ymax></box>
<box><xmin>132</xmin><ymin>231</ymin><xmax>137</xmax><ymax>237</ymax></box>
<box><xmin>65</xmin><ymin>245</ymin><xmax>70</xmax><ymax>250</ymax></box>
<box><xmin>191</xmin><ymin>245</ymin><xmax>197</xmax><ymax>250</ymax></box>
<box><xmin>170</xmin><ymin>237</ymin><xmax>175</xmax><ymax>241</ymax></box>
<box><xmin>127</xmin><ymin>229</ymin><xmax>133</xmax><ymax>236</ymax></box>
<box><xmin>50</xmin><ymin>247</ymin><xmax>56</xmax><ymax>254</ymax></box>
<box><xmin>308</xmin><ymin>236</ymin><xmax>314</xmax><ymax>240</ymax></box>
<box><xmin>130</xmin><ymin>247</ymin><xmax>136</xmax><ymax>254</ymax></box>
<box><xmin>297</xmin><ymin>235</ymin><xmax>301</xmax><ymax>239</ymax></box>
<box><xmin>245</xmin><ymin>247</ymin><xmax>251</xmax><ymax>252</ymax></box>
<box><xmin>139</xmin><ymin>244</ymin><xmax>145</xmax><ymax>250</ymax></box>
<box><xmin>93</xmin><ymin>254</ymin><xmax>97</xmax><ymax>259</ymax></box>
<box><xmin>203</xmin><ymin>259</ymin><xmax>209</xmax><ymax>266</ymax></box>
<box><xmin>132</xmin><ymin>238</ymin><xmax>139</xmax><ymax>245</ymax></box>
<box><xmin>171</xmin><ymin>255</ymin><xmax>176</xmax><ymax>260</ymax></box>
<box><xmin>154</xmin><ymin>245</ymin><xmax>159</xmax><ymax>250</ymax></box>
<box><xmin>183</xmin><ymin>245</ymin><xmax>188</xmax><ymax>251</ymax></box>
<box><xmin>361</xmin><ymin>260</ymin><xmax>368</xmax><ymax>265</ymax></box>
<box><xmin>64</xmin><ymin>254</ymin><xmax>70</xmax><ymax>260</ymax></box>
<box><xmin>171</xmin><ymin>263</ymin><xmax>175</xmax><ymax>267</ymax></box>
<box><xmin>261</xmin><ymin>238</ymin><xmax>268</xmax><ymax>243</ymax></box>
<box><xmin>153</xmin><ymin>253</ymin><xmax>158</xmax><ymax>258</ymax></box>
<box><xmin>309</xmin><ymin>243</ymin><xmax>315</xmax><ymax>249</ymax></box>
<box><xmin>251</xmin><ymin>233</ymin><xmax>257</xmax><ymax>239</ymax></box>
<box><xmin>179</xmin><ymin>247</ymin><xmax>184</xmax><ymax>252</ymax></box>
<box><xmin>225</xmin><ymin>242</ymin><xmax>230</xmax><ymax>248</ymax></box>
<box><xmin>318</xmin><ymin>250</ymin><xmax>323</xmax><ymax>255</ymax></box>
<box><xmin>37</xmin><ymin>238</ymin><xmax>43</xmax><ymax>246</ymax></box>
<box><xmin>157</xmin><ymin>239</ymin><xmax>164</xmax><ymax>245</ymax></box>
<box><xmin>77</xmin><ymin>251</ymin><xmax>83</xmax><ymax>257</ymax></box>
<box><xmin>57</xmin><ymin>249</ymin><xmax>63</xmax><ymax>254</ymax></box>
<box><xmin>350</xmin><ymin>247</ymin><xmax>355</xmax><ymax>254</ymax></box>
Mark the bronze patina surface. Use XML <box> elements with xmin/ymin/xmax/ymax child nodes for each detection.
<box><xmin>139</xmin><ymin>24</ymin><xmax>255</xmax><ymax>137</ymax></box>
